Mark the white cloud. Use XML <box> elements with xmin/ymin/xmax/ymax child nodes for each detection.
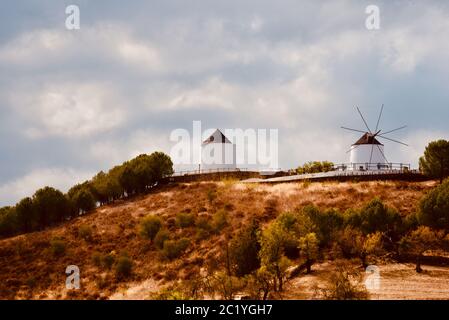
<box><xmin>10</xmin><ymin>82</ymin><xmax>126</xmax><ymax>138</ymax></box>
<box><xmin>0</xmin><ymin>24</ymin><xmax>163</xmax><ymax>71</ymax></box>
<box><xmin>0</xmin><ymin>168</ymin><xmax>94</xmax><ymax>206</ymax></box>
<box><xmin>89</xmin><ymin>129</ymin><xmax>170</xmax><ymax>169</ymax></box>
<box><xmin>0</xmin><ymin>29</ymin><xmax>70</xmax><ymax>65</ymax></box>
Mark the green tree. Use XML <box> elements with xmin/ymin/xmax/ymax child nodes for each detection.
<box><xmin>0</xmin><ymin>206</ymin><xmax>17</xmax><ymax>237</ymax></box>
<box><xmin>68</xmin><ymin>183</ymin><xmax>96</xmax><ymax>214</ymax></box>
<box><xmin>337</xmin><ymin>228</ymin><xmax>383</xmax><ymax>268</ymax></box>
<box><xmin>300</xmin><ymin>205</ymin><xmax>344</xmax><ymax>245</ymax></box>
<box><xmin>15</xmin><ymin>197</ymin><xmax>37</xmax><ymax>233</ymax></box>
<box><xmin>298</xmin><ymin>232</ymin><xmax>319</xmax><ymax>273</ymax></box>
<box><xmin>348</xmin><ymin>198</ymin><xmax>402</xmax><ymax>239</ymax></box>
<box><xmin>258</xmin><ymin>221</ymin><xmax>293</xmax><ymax>291</ymax></box>
<box><xmin>148</xmin><ymin>151</ymin><xmax>174</xmax><ymax>182</ymax></box>
<box><xmin>229</xmin><ymin>219</ymin><xmax>261</xmax><ymax>276</ymax></box>
<box><xmin>399</xmin><ymin>226</ymin><xmax>443</xmax><ymax>273</ymax></box>
<box><xmin>297</xmin><ymin>161</ymin><xmax>334</xmax><ymax>174</ymax></box>
<box><xmin>419</xmin><ymin>139</ymin><xmax>449</xmax><ymax>183</ymax></box>
<box><xmin>418</xmin><ymin>179</ymin><xmax>449</xmax><ymax>230</ymax></box>
<box><xmin>33</xmin><ymin>187</ymin><xmax>71</xmax><ymax>227</ymax></box>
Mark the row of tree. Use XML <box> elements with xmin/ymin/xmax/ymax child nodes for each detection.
<box><xmin>0</xmin><ymin>152</ymin><xmax>173</xmax><ymax>238</ymax></box>
<box><xmin>296</xmin><ymin>161</ymin><xmax>334</xmax><ymax>174</ymax></box>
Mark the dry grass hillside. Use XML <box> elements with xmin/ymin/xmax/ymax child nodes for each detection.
<box><xmin>0</xmin><ymin>180</ymin><xmax>444</xmax><ymax>300</ymax></box>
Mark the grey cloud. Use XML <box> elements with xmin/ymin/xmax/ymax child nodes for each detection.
<box><xmin>1</xmin><ymin>0</ymin><xmax>449</xmax><ymax>206</ymax></box>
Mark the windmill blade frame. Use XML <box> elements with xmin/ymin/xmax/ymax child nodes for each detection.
<box><xmin>375</xmin><ymin>144</ymin><xmax>389</xmax><ymax>163</ymax></box>
<box><xmin>375</xmin><ymin>104</ymin><xmax>384</xmax><ymax>132</ymax></box>
<box><xmin>341</xmin><ymin>126</ymin><xmax>367</xmax><ymax>134</ymax></box>
<box><xmin>378</xmin><ymin>125</ymin><xmax>407</xmax><ymax>136</ymax></box>
<box><xmin>356</xmin><ymin>106</ymin><xmax>372</xmax><ymax>134</ymax></box>
<box><xmin>377</xmin><ymin>135</ymin><xmax>409</xmax><ymax>146</ymax></box>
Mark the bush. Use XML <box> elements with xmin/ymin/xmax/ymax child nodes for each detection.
<box><xmin>154</xmin><ymin>229</ymin><xmax>170</xmax><ymax>249</ymax></box>
<box><xmin>207</xmin><ymin>189</ymin><xmax>217</xmax><ymax>203</ymax></box>
<box><xmin>195</xmin><ymin>216</ymin><xmax>213</xmax><ymax>240</ymax></box>
<box><xmin>92</xmin><ymin>251</ymin><xmax>102</xmax><ymax>267</ymax></box>
<box><xmin>318</xmin><ymin>261</ymin><xmax>369</xmax><ymax>300</ymax></box>
<box><xmin>162</xmin><ymin>238</ymin><xmax>190</xmax><ymax>260</ymax></box>
<box><xmin>92</xmin><ymin>251</ymin><xmax>115</xmax><ymax>269</ymax></box>
<box><xmin>115</xmin><ymin>254</ymin><xmax>133</xmax><ymax>279</ymax></box>
<box><xmin>176</xmin><ymin>212</ymin><xmax>195</xmax><ymax>228</ymax></box>
<box><xmin>102</xmin><ymin>254</ymin><xmax>115</xmax><ymax>270</ymax></box>
<box><xmin>139</xmin><ymin>215</ymin><xmax>162</xmax><ymax>241</ymax></box>
<box><xmin>50</xmin><ymin>238</ymin><xmax>66</xmax><ymax>256</ymax></box>
<box><xmin>211</xmin><ymin>210</ymin><xmax>228</xmax><ymax>232</ymax></box>
<box><xmin>78</xmin><ymin>225</ymin><xmax>93</xmax><ymax>241</ymax></box>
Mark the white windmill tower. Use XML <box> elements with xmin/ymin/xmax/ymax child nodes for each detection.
<box><xmin>341</xmin><ymin>105</ymin><xmax>408</xmax><ymax>171</ymax></box>
<box><xmin>200</xmin><ymin>129</ymin><xmax>237</xmax><ymax>172</ymax></box>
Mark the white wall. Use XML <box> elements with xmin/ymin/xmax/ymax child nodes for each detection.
<box><xmin>349</xmin><ymin>144</ymin><xmax>386</xmax><ymax>170</ymax></box>
<box><xmin>201</xmin><ymin>143</ymin><xmax>237</xmax><ymax>171</ymax></box>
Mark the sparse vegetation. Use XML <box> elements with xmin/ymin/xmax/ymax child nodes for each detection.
<box><xmin>154</xmin><ymin>229</ymin><xmax>170</xmax><ymax>249</ymax></box>
<box><xmin>139</xmin><ymin>215</ymin><xmax>162</xmax><ymax>242</ymax></box>
<box><xmin>78</xmin><ymin>225</ymin><xmax>93</xmax><ymax>242</ymax></box>
<box><xmin>50</xmin><ymin>238</ymin><xmax>66</xmax><ymax>257</ymax></box>
<box><xmin>316</xmin><ymin>261</ymin><xmax>369</xmax><ymax>300</ymax></box>
<box><xmin>176</xmin><ymin>212</ymin><xmax>195</xmax><ymax>228</ymax></box>
<box><xmin>2</xmin><ymin>179</ymin><xmax>449</xmax><ymax>300</ymax></box>
<box><xmin>115</xmin><ymin>254</ymin><xmax>133</xmax><ymax>279</ymax></box>
<box><xmin>162</xmin><ymin>238</ymin><xmax>190</xmax><ymax>260</ymax></box>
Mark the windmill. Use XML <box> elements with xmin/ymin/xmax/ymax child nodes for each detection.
<box><xmin>341</xmin><ymin>105</ymin><xmax>408</xmax><ymax>171</ymax></box>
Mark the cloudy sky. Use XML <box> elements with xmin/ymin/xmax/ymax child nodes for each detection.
<box><xmin>1</xmin><ymin>0</ymin><xmax>449</xmax><ymax>206</ymax></box>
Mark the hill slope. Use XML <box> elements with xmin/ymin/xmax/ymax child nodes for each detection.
<box><xmin>0</xmin><ymin>180</ymin><xmax>440</xmax><ymax>300</ymax></box>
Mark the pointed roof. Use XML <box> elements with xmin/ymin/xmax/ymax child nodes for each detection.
<box><xmin>353</xmin><ymin>132</ymin><xmax>383</xmax><ymax>146</ymax></box>
<box><xmin>202</xmin><ymin>129</ymin><xmax>232</xmax><ymax>145</ymax></box>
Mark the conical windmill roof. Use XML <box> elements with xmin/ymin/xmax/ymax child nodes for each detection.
<box><xmin>202</xmin><ymin>129</ymin><xmax>232</xmax><ymax>145</ymax></box>
<box><xmin>352</xmin><ymin>132</ymin><xmax>383</xmax><ymax>146</ymax></box>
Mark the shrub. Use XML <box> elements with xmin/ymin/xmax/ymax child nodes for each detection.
<box><xmin>176</xmin><ymin>212</ymin><xmax>195</xmax><ymax>228</ymax></box>
<box><xmin>162</xmin><ymin>238</ymin><xmax>190</xmax><ymax>260</ymax></box>
<box><xmin>195</xmin><ymin>216</ymin><xmax>213</xmax><ymax>240</ymax></box>
<box><xmin>154</xmin><ymin>229</ymin><xmax>170</xmax><ymax>249</ymax></box>
<box><xmin>212</xmin><ymin>209</ymin><xmax>228</xmax><ymax>232</ymax></box>
<box><xmin>102</xmin><ymin>253</ymin><xmax>115</xmax><ymax>270</ymax></box>
<box><xmin>115</xmin><ymin>254</ymin><xmax>133</xmax><ymax>279</ymax></box>
<box><xmin>196</xmin><ymin>216</ymin><xmax>212</xmax><ymax>231</ymax></box>
<box><xmin>207</xmin><ymin>189</ymin><xmax>217</xmax><ymax>203</ymax></box>
<box><xmin>50</xmin><ymin>238</ymin><xmax>66</xmax><ymax>256</ymax></box>
<box><xmin>92</xmin><ymin>251</ymin><xmax>102</xmax><ymax>267</ymax></box>
<box><xmin>78</xmin><ymin>225</ymin><xmax>93</xmax><ymax>241</ymax></box>
<box><xmin>139</xmin><ymin>215</ymin><xmax>162</xmax><ymax>241</ymax></box>
<box><xmin>317</xmin><ymin>261</ymin><xmax>369</xmax><ymax>300</ymax></box>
